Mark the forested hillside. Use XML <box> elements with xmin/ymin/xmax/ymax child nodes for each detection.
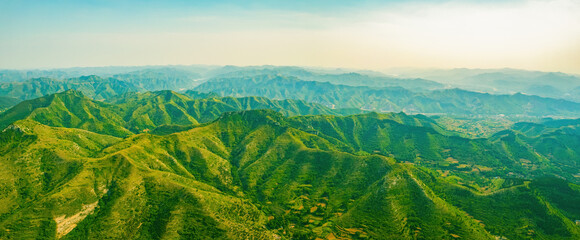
<box><xmin>1</xmin><ymin>91</ymin><xmax>579</xmax><ymax>239</ymax></box>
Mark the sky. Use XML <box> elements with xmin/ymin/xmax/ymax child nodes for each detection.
<box><xmin>1</xmin><ymin>0</ymin><xmax>579</xmax><ymax>74</ymax></box>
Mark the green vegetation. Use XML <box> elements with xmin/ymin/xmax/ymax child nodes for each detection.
<box><xmin>0</xmin><ymin>76</ymin><xmax>143</xmax><ymax>100</ymax></box>
<box><xmin>431</xmin><ymin>115</ymin><xmax>542</xmax><ymax>138</ymax></box>
<box><xmin>0</xmin><ymin>90</ymin><xmax>364</xmax><ymax>137</ymax></box>
<box><xmin>0</xmin><ymin>96</ymin><xmax>20</xmax><ymax>112</ymax></box>
<box><xmin>1</xmin><ymin>94</ymin><xmax>579</xmax><ymax>239</ymax></box>
<box><xmin>1</xmin><ymin>65</ymin><xmax>580</xmax><ymax>239</ymax></box>
<box><xmin>0</xmin><ymin>90</ymin><xmax>133</xmax><ymax>137</ymax></box>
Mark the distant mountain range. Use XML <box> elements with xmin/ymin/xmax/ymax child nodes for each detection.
<box><xmin>2</xmin><ymin>66</ymin><xmax>580</xmax><ymax>117</ymax></box>
<box><xmin>195</xmin><ymin>74</ymin><xmax>580</xmax><ymax>117</ymax></box>
<box><xmin>387</xmin><ymin>68</ymin><xmax>580</xmax><ymax>102</ymax></box>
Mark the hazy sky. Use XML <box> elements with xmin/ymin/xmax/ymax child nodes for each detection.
<box><xmin>1</xmin><ymin>0</ymin><xmax>579</xmax><ymax>73</ymax></box>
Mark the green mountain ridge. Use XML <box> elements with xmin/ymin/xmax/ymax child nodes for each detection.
<box><xmin>1</xmin><ymin>108</ymin><xmax>579</xmax><ymax>239</ymax></box>
<box><xmin>0</xmin><ymin>96</ymin><xmax>19</xmax><ymax>112</ymax></box>
<box><xmin>0</xmin><ymin>90</ymin><xmax>365</xmax><ymax>137</ymax></box>
<box><xmin>0</xmin><ymin>89</ymin><xmax>132</xmax><ymax>137</ymax></box>
<box><xmin>0</xmin><ymin>76</ymin><xmax>143</xmax><ymax>100</ymax></box>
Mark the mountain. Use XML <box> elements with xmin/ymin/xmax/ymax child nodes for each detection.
<box><xmin>209</xmin><ymin>65</ymin><xmax>316</xmax><ymax>79</ymax></box>
<box><xmin>525</xmin><ymin>84</ymin><xmax>564</xmax><ymax>98</ymax></box>
<box><xmin>511</xmin><ymin>119</ymin><xmax>580</xmax><ymax>137</ymax></box>
<box><xmin>387</xmin><ymin>68</ymin><xmax>580</xmax><ymax>102</ymax></box>
<box><xmin>6</xmin><ymin>90</ymin><xmax>570</xmax><ymax>186</ymax></box>
<box><xmin>0</xmin><ymin>66</ymin><xmax>212</xmax><ymax>83</ymax></box>
<box><xmin>195</xmin><ymin>74</ymin><xmax>580</xmax><ymax>117</ymax></box>
<box><xmin>426</xmin><ymin>89</ymin><xmax>580</xmax><ymax>115</ymax></box>
<box><xmin>181</xmin><ymin>90</ymin><xmax>221</xmax><ymax>99</ymax></box>
<box><xmin>0</xmin><ymin>97</ymin><xmax>20</xmax><ymax>112</ymax></box>
<box><xmin>302</xmin><ymin>72</ymin><xmax>443</xmax><ymax>91</ymax></box>
<box><xmin>289</xmin><ymin>112</ymin><xmax>580</xmax><ymax>185</ymax></box>
<box><xmin>4</xmin><ymin>66</ymin><xmax>580</xmax><ymax>103</ymax></box>
<box><xmin>1</xmin><ymin>109</ymin><xmax>579</xmax><ymax>239</ymax></box>
<box><xmin>1</xmin><ymin>73</ymin><xmax>580</xmax><ymax>239</ymax></box>
<box><xmin>0</xmin><ymin>70</ymin><xmax>71</xmax><ymax>83</ymax></box>
<box><xmin>504</xmin><ymin>119</ymin><xmax>580</xmax><ymax>179</ymax></box>
<box><xmin>209</xmin><ymin>65</ymin><xmax>443</xmax><ymax>91</ymax></box>
<box><xmin>112</xmin><ymin>67</ymin><xmax>203</xmax><ymax>91</ymax></box>
<box><xmin>0</xmin><ymin>90</ymin><xmax>133</xmax><ymax>137</ymax></box>
<box><xmin>0</xmin><ymin>76</ymin><xmax>143</xmax><ymax>100</ymax></box>
<box><xmin>569</xmin><ymin>86</ymin><xmax>580</xmax><ymax>101</ymax></box>
<box><xmin>0</xmin><ymin>67</ymin><xmax>209</xmax><ymax>100</ymax></box>
<box><xmin>109</xmin><ymin>90</ymin><xmax>362</xmax><ymax>131</ymax></box>
<box><xmin>0</xmin><ymin>90</ymin><xmax>363</xmax><ymax>137</ymax></box>
<box><xmin>195</xmin><ymin>74</ymin><xmax>412</xmax><ymax>111</ymax></box>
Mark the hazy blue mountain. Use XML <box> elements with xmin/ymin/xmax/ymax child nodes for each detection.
<box><xmin>302</xmin><ymin>72</ymin><xmax>443</xmax><ymax>91</ymax></box>
<box><xmin>0</xmin><ymin>67</ymin><xmax>151</xmax><ymax>82</ymax></box>
<box><xmin>5</xmin><ymin>66</ymin><xmax>580</xmax><ymax>103</ymax></box>
<box><xmin>387</xmin><ymin>68</ymin><xmax>580</xmax><ymax>101</ymax></box>
<box><xmin>525</xmin><ymin>84</ymin><xmax>564</xmax><ymax>98</ymax></box>
<box><xmin>208</xmin><ymin>65</ymin><xmax>443</xmax><ymax>91</ymax></box>
<box><xmin>112</xmin><ymin>67</ymin><xmax>204</xmax><ymax>91</ymax></box>
<box><xmin>209</xmin><ymin>65</ymin><xmax>315</xmax><ymax>79</ymax></box>
<box><xmin>0</xmin><ymin>66</ymin><xmax>217</xmax><ymax>83</ymax></box>
<box><xmin>195</xmin><ymin>74</ymin><xmax>580</xmax><ymax>117</ymax></box>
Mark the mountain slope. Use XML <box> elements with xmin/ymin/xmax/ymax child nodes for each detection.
<box><xmin>195</xmin><ymin>74</ymin><xmax>580</xmax><ymax>116</ymax></box>
<box><xmin>0</xmin><ymin>76</ymin><xmax>143</xmax><ymax>100</ymax></box>
<box><xmin>0</xmin><ymin>90</ymin><xmax>132</xmax><ymax>137</ymax></box>
<box><xmin>112</xmin><ymin>67</ymin><xmax>203</xmax><ymax>91</ymax></box>
<box><xmin>302</xmin><ymin>72</ymin><xmax>444</xmax><ymax>91</ymax></box>
<box><xmin>388</xmin><ymin>68</ymin><xmax>580</xmax><ymax>102</ymax></box>
<box><xmin>211</xmin><ymin>66</ymin><xmax>444</xmax><ymax>91</ymax></box>
<box><xmin>0</xmin><ymin>90</ymin><xmax>363</xmax><ymax>136</ymax></box>
<box><xmin>288</xmin><ymin>112</ymin><xmax>580</xmax><ymax>187</ymax></box>
<box><xmin>0</xmin><ymin>111</ymin><xmax>493</xmax><ymax>239</ymax></box>
<box><xmin>0</xmin><ymin>97</ymin><xmax>19</xmax><ymax>112</ymax></box>
<box><xmin>1</xmin><ymin>110</ymin><xmax>579</xmax><ymax>239</ymax></box>
<box><xmin>0</xmin><ymin>119</ymin><xmax>274</xmax><ymax>239</ymax></box>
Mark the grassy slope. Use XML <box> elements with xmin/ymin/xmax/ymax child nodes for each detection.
<box><xmin>288</xmin><ymin>113</ymin><xmax>580</xmax><ymax>188</ymax></box>
<box><xmin>0</xmin><ymin>76</ymin><xmax>143</xmax><ymax>100</ymax></box>
<box><xmin>1</xmin><ymin>110</ymin><xmax>579</xmax><ymax>239</ymax></box>
<box><xmin>0</xmin><ymin>97</ymin><xmax>20</xmax><ymax>112</ymax></box>
<box><xmin>0</xmin><ymin>90</ymin><xmax>362</xmax><ymax>137</ymax></box>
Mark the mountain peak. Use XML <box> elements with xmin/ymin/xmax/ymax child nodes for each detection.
<box><xmin>59</xmin><ymin>89</ymin><xmax>85</xmax><ymax>96</ymax></box>
<box><xmin>49</xmin><ymin>89</ymin><xmax>90</xmax><ymax>103</ymax></box>
<box><xmin>216</xmin><ymin>109</ymin><xmax>286</xmax><ymax>128</ymax></box>
<box><xmin>151</xmin><ymin>90</ymin><xmax>187</xmax><ymax>99</ymax></box>
<box><xmin>77</xmin><ymin>75</ymin><xmax>104</xmax><ymax>81</ymax></box>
